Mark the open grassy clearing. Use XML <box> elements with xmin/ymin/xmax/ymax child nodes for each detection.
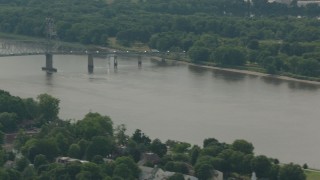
<box><xmin>305</xmin><ymin>169</ymin><xmax>320</xmax><ymax>180</ymax></box>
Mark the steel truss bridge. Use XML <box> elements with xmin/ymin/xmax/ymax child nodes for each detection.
<box><xmin>0</xmin><ymin>38</ymin><xmax>166</xmax><ymax>73</ymax></box>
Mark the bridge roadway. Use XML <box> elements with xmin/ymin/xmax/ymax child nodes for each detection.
<box><xmin>0</xmin><ymin>50</ymin><xmax>166</xmax><ymax>73</ymax></box>
<box><xmin>0</xmin><ymin>39</ymin><xmax>166</xmax><ymax>72</ymax></box>
<box><xmin>0</xmin><ymin>50</ymin><xmax>163</xmax><ymax>57</ymax></box>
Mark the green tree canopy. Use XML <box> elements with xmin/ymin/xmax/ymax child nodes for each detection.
<box><xmin>231</xmin><ymin>139</ymin><xmax>254</xmax><ymax>154</ymax></box>
<box><xmin>75</xmin><ymin>112</ymin><xmax>113</xmax><ymax>139</ymax></box>
<box><xmin>279</xmin><ymin>163</ymin><xmax>306</xmax><ymax>180</ymax></box>
<box><xmin>214</xmin><ymin>46</ymin><xmax>247</xmax><ymax>66</ymax></box>
<box><xmin>37</xmin><ymin>93</ymin><xmax>60</xmax><ymax>124</ymax></box>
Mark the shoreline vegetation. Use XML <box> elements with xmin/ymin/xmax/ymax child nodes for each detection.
<box><xmin>1</xmin><ymin>32</ymin><xmax>319</xmax><ymax>86</ymax></box>
<box><xmin>108</xmin><ymin>39</ymin><xmax>320</xmax><ymax>86</ymax></box>
<box><xmin>0</xmin><ymin>90</ymin><xmax>312</xmax><ymax>179</ymax></box>
<box><xmin>107</xmin><ymin>37</ymin><xmax>320</xmax><ymax>85</ymax></box>
<box><xmin>0</xmin><ymin>0</ymin><xmax>319</xmax><ymax>84</ymax></box>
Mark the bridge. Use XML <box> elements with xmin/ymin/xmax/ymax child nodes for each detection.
<box><xmin>0</xmin><ymin>18</ymin><xmax>166</xmax><ymax>73</ymax></box>
<box><xmin>0</xmin><ymin>38</ymin><xmax>166</xmax><ymax>73</ymax></box>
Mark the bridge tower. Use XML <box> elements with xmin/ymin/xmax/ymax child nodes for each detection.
<box><xmin>42</xmin><ymin>18</ymin><xmax>57</xmax><ymax>73</ymax></box>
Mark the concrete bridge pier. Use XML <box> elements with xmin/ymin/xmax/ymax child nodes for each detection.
<box><xmin>42</xmin><ymin>53</ymin><xmax>57</xmax><ymax>72</ymax></box>
<box><xmin>88</xmin><ymin>54</ymin><xmax>94</xmax><ymax>73</ymax></box>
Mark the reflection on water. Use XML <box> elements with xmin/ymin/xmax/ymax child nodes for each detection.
<box><xmin>287</xmin><ymin>81</ymin><xmax>320</xmax><ymax>91</ymax></box>
<box><xmin>261</xmin><ymin>76</ymin><xmax>284</xmax><ymax>86</ymax></box>
<box><xmin>211</xmin><ymin>69</ymin><xmax>246</xmax><ymax>82</ymax></box>
<box><xmin>261</xmin><ymin>76</ymin><xmax>320</xmax><ymax>91</ymax></box>
<box><xmin>150</xmin><ymin>58</ymin><xmax>180</xmax><ymax>67</ymax></box>
<box><xmin>188</xmin><ymin>65</ymin><xmax>209</xmax><ymax>76</ymax></box>
<box><xmin>45</xmin><ymin>73</ymin><xmax>54</xmax><ymax>86</ymax></box>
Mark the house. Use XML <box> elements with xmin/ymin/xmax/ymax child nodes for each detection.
<box><xmin>297</xmin><ymin>0</ymin><xmax>320</xmax><ymax>6</ymax></box>
<box><xmin>212</xmin><ymin>170</ymin><xmax>223</xmax><ymax>180</ymax></box>
<box><xmin>138</xmin><ymin>152</ymin><xmax>161</xmax><ymax>166</ymax></box>
<box><xmin>139</xmin><ymin>166</ymin><xmax>198</xmax><ymax>180</ymax></box>
<box><xmin>56</xmin><ymin>157</ymin><xmax>89</xmax><ymax>164</ymax></box>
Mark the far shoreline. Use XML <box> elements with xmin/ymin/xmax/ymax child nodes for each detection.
<box><xmin>152</xmin><ymin>57</ymin><xmax>320</xmax><ymax>86</ymax></box>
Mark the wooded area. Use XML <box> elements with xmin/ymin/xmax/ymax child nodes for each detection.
<box><xmin>0</xmin><ymin>0</ymin><xmax>319</xmax><ymax>79</ymax></box>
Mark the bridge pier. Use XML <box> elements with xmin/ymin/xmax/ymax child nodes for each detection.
<box><xmin>42</xmin><ymin>53</ymin><xmax>57</xmax><ymax>72</ymax></box>
<box><xmin>88</xmin><ymin>54</ymin><xmax>94</xmax><ymax>73</ymax></box>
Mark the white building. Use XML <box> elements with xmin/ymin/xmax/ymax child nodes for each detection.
<box><xmin>139</xmin><ymin>166</ymin><xmax>198</xmax><ymax>180</ymax></box>
<box><xmin>139</xmin><ymin>166</ymin><xmax>223</xmax><ymax>180</ymax></box>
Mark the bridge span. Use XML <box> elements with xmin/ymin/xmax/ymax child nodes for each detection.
<box><xmin>0</xmin><ymin>40</ymin><xmax>165</xmax><ymax>73</ymax></box>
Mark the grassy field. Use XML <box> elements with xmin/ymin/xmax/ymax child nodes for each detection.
<box><xmin>305</xmin><ymin>169</ymin><xmax>320</xmax><ymax>180</ymax></box>
<box><xmin>108</xmin><ymin>37</ymin><xmax>150</xmax><ymax>52</ymax></box>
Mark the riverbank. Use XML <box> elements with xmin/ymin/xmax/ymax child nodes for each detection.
<box><xmin>151</xmin><ymin>56</ymin><xmax>320</xmax><ymax>86</ymax></box>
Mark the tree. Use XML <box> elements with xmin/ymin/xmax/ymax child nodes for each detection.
<box><xmin>0</xmin><ymin>131</ymin><xmax>4</xmax><ymax>145</ymax></box>
<box><xmin>303</xmin><ymin>163</ymin><xmax>308</xmax><ymax>169</ymax></box>
<box><xmin>114</xmin><ymin>124</ymin><xmax>129</xmax><ymax>145</ymax></box>
<box><xmin>172</xmin><ymin>142</ymin><xmax>191</xmax><ymax>153</ymax></box>
<box><xmin>168</xmin><ymin>173</ymin><xmax>185</xmax><ymax>180</ymax></box>
<box><xmin>76</xmin><ymin>112</ymin><xmax>113</xmax><ymax>139</ymax></box>
<box><xmin>201</xmin><ymin>146</ymin><xmax>223</xmax><ymax>157</ymax></box>
<box><xmin>150</xmin><ymin>138</ymin><xmax>167</xmax><ymax>157</ymax></box>
<box><xmin>188</xmin><ymin>46</ymin><xmax>210</xmax><ymax>63</ymax></box>
<box><xmin>33</xmin><ymin>154</ymin><xmax>48</xmax><ymax>169</ymax></box>
<box><xmin>232</xmin><ymin>139</ymin><xmax>254</xmax><ymax>154</ymax></box>
<box><xmin>165</xmin><ymin>161</ymin><xmax>189</xmax><ymax>174</ymax></box>
<box><xmin>68</xmin><ymin>144</ymin><xmax>81</xmax><ymax>159</ymax></box>
<box><xmin>203</xmin><ymin>138</ymin><xmax>219</xmax><ymax>148</ymax></box>
<box><xmin>251</xmin><ymin>155</ymin><xmax>272</xmax><ymax>178</ymax></box>
<box><xmin>279</xmin><ymin>163</ymin><xmax>306</xmax><ymax>180</ymax></box>
<box><xmin>26</xmin><ymin>139</ymin><xmax>59</xmax><ymax>162</ymax></box>
<box><xmin>132</xmin><ymin>129</ymin><xmax>151</xmax><ymax>145</ymax></box>
<box><xmin>113</xmin><ymin>164</ymin><xmax>133</xmax><ymax>179</ymax></box>
<box><xmin>16</xmin><ymin>156</ymin><xmax>30</xmax><ymax>172</ymax></box>
<box><xmin>296</xmin><ymin>58</ymin><xmax>320</xmax><ymax>77</ymax></box>
<box><xmin>66</xmin><ymin>161</ymin><xmax>82</xmax><ymax>179</ymax></box>
<box><xmin>37</xmin><ymin>93</ymin><xmax>60</xmax><ymax>124</ymax></box>
<box><xmin>114</xmin><ymin>156</ymin><xmax>140</xmax><ymax>178</ymax></box>
<box><xmin>190</xmin><ymin>145</ymin><xmax>201</xmax><ymax>165</ymax></box>
<box><xmin>23</xmin><ymin>98</ymin><xmax>39</xmax><ymax>119</ymax></box>
<box><xmin>6</xmin><ymin>168</ymin><xmax>21</xmax><ymax>180</ymax></box>
<box><xmin>21</xmin><ymin>166</ymin><xmax>36</xmax><ymax>180</ymax></box>
<box><xmin>195</xmin><ymin>163</ymin><xmax>214</xmax><ymax>180</ymax></box>
<box><xmin>248</xmin><ymin>39</ymin><xmax>260</xmax><ymax>50</ymax></box>
<box><xmin>81</xmin><ymin>162</ymin><xmax>103</xmax><ymax>180</ymax></box>
<box><xmin>0</xmin><ymin>112</ymin><xmax>18</xmax><ymax>133</ymax></box>
<box><xmin>0</xmin><ymin>168</ymin><xmax>9</xmax><ymax>180</ymax></box>
<box><xmin>55</xmin><ymin>132</ymin><xmax>69</xmax><ymax>155</ymax></box>
<box><xmin>85</xmin><ymin>136</ymin><xmax>115</xmax><ymax>161</ymax></box>
<box><xmin>92</xmin><ymin>155</ymin><xmax>104</xmax><ymax>164</ymax></box>
<box><xmin>214</xmin><ymin>46</ymin><xmax>247</xmax><ymax>66</ymax></box>
<box><xmin>0</xmin><ymin>90</ymin><xmax>27</xmax><ymax>119</ymax></box>
<box><xmin>0</xmin><ymin>149</ymin><xmax>7</xmax><ymax>166</ymax></box>
<box><xmin>76</xmin><ymin>171</ymin><xmax>93</xmax><ymax>180</ymax></box>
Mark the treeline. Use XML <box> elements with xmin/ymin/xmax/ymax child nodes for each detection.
<box><xmin>0</xmin><ymin>90</ymin><xmax>307</xmax><ymax>179</ymax></box>
<box><xmin>0</xmin><ymin>90</ymin><xmax>59</xmax><ymax>134</ymax></box>
<box><xmin>0</xmin><ymin>0</ymin><xmax>319</xmax><ymax>78</ymax></box>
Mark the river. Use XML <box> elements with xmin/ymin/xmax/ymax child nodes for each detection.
<box><xmin>0</xmin><ymin>54</ymin><xmax>320</xmax><ymax>168</ymax></box>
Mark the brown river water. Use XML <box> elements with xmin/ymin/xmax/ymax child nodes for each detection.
<box><xmin>1</xmin><ymin>54</ymin><xmax>320</xmax><ymax>168</ymax></box>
